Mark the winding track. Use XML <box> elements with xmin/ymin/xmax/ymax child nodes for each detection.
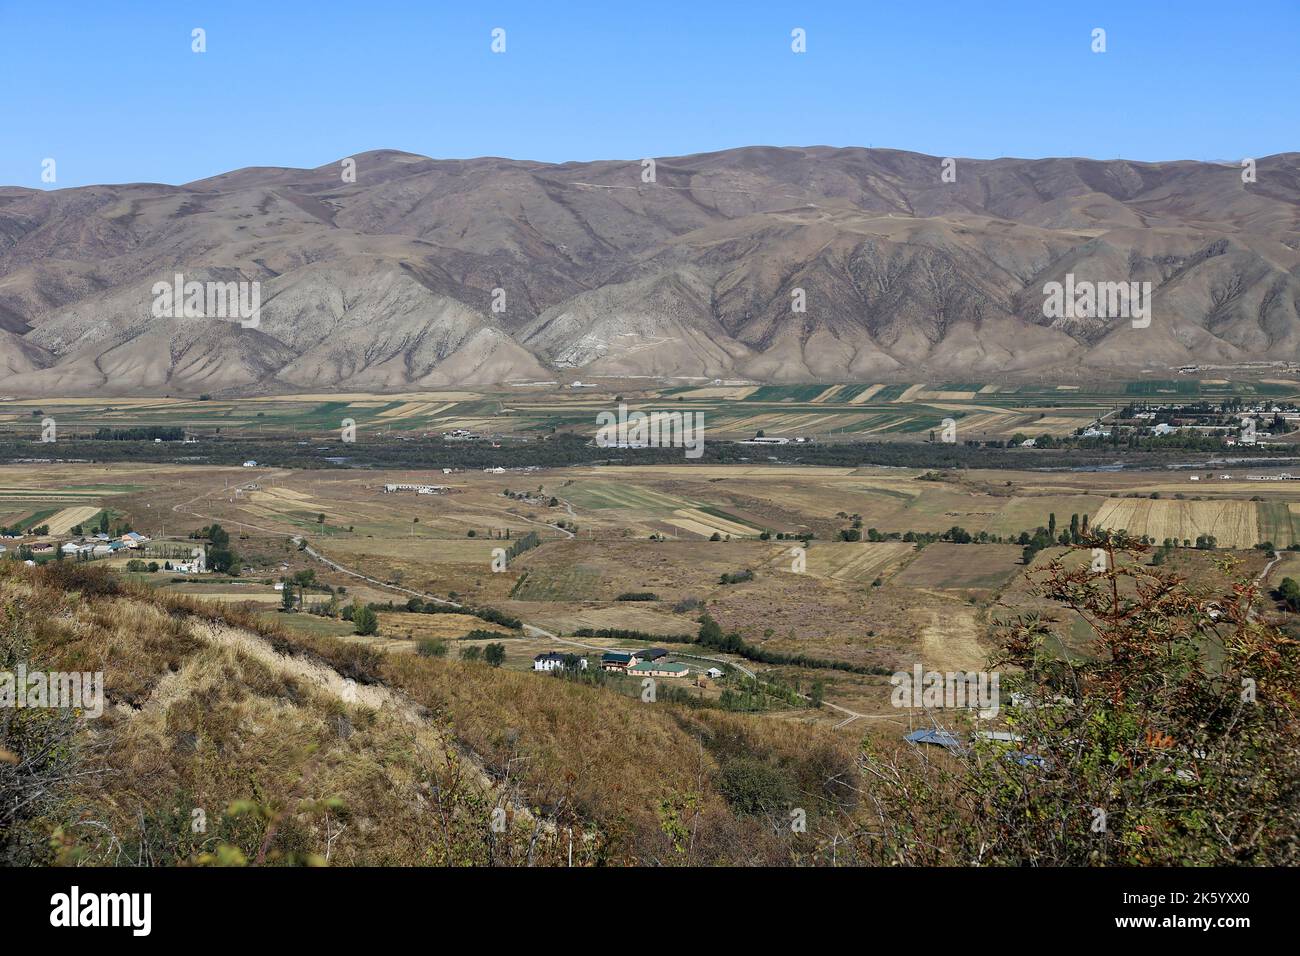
<box><xmin>172</xmin><ymin>471</ymin><xmax>875</xmax><ymax>723</ymax></box>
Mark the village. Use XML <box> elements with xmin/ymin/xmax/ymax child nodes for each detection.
<box><xmin>1080</xmin><ymin>399</ymin><xmax>1300</xmax><ymax>446</ymax></box>
<box><xmin>1</xmin><ymin>521</ymin><xmax>207</xmax><ymax>572</ymax></box>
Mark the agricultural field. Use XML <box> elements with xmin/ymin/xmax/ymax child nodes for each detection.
<box><xmin>806</xmin><ymin>542</ymin><xmax>915</xmax><ymax>583</ymax></box>
<box><xmin>3</xmin><ymin>449</ymin><xmax>1298</xmax><ymax>724</ymax></box>
<box><xmin>5</xmin><ymin>378</ymin><xmax>1295</xmax><ymax>444</ymax></box>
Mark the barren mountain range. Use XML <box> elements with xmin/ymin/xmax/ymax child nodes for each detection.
<box><xmin>1</xmin><ymin>146</ymin><xmax>1297</xmax><ymax>395</ymax></box>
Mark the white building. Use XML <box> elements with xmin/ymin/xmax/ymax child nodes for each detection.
<box><xmin>172</xmin><ymin>548</ymin><xmax>207</xmax><ymax>574</ymax></box>
<box><xmin>533</xmin><ymin>652</ymin><xmax>588</xmax><ymax>672</ymax></box>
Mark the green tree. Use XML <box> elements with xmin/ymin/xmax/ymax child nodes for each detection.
<box><xmin>207</xmin><ymin>545</ymin><xmax>238</xmax><ymax>575</ymax></box>
<box><xmin>351</xmin><ymin>603</ymin><xmax>378</xmax><ymax>636</ymax></box>
<box><xmin>1278</xmin><ymin>576</ymin><xmax>1300</xmax><ymax>612</ymax></box>
<box><xmin>483</xmin><ymin>643</ymin><xmax>506</xmax><ymax>667</ymax></box>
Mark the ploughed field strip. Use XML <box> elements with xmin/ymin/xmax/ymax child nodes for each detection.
<box><xmin>4</xmin><ymin>377</ymin><xmax>1295</xmax><ymax>442</ymax></box>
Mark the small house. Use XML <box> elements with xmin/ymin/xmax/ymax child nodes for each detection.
<box><xmin>705</xmin><ymin>667</ymin><xmax>724</xmax><ymax>679</ymax></box>
<box><xmin>600</xmin><ymin>651</ymin><xmax>639</xmax><ymax>672</ymax></box>
<box><xmin>904</xmin><ymin>729</ymin><xmax>963</xmax><ymax>750</ymax></box>
<box><xmin>533</xmin><ymin>652</ymin><xmax>588</xmax><ymax>672</ymax></box>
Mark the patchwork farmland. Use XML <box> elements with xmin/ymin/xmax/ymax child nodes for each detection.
<box><xmin>4</xmin><ymin>377</ymin><xmax>1295</xmax><ymax>444</ymax></box>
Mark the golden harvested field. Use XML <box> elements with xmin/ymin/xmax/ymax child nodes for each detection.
<box><xmin>663</xmin><ymin>507</ymin><xmax>760</xmax><ymax>538</ymax></box>
<box><xmin>373</xmin><ymin>611</ymin><xmax>512</xmax><ymax>642</ymax></box>
<box><xmin>44</xmin><ymin>505</ymin><xmax>102</xmax><ymax>534</ymax></box>
<box><xmin>807</xmin><ymin>542</ymin><xmax>915</xmax><ymax>583</ymax></box>
<box><xmin>891</xmin><ymin>543</ymin><xmax>1024</xmax><ymax>592</ymax></box>
<box><xmin>1091</xmin><ymin>498</ymin><xmax>1259</xmax><ymax>548</ymax></box>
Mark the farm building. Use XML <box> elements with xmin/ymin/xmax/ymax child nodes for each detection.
<box><xmin>705</xmin><ymin>667</ymin><xmax>724</xmax><ymax>679</ymax></box>
<box><xmin>533</xmin><ymin>652</ymin><xmax>588</xmax><ymax>672</ymax></box>
<box><xmin>172</xmin><ymin>548</ymin><xmax>207</xmax><ymax>574</ymax></box>
<box><xmin>904</xmin><ymin>729</ymin><xmax>963</xmax><ymax>750</ymax></box>
<box><xmin>627</xmin><ymin>661</ymin><xmax>690</xmax><ymax>678</ymax></box>
<box><xmin>600</xmin><ymin>652</ymin><xmax>639</xmax><ymax>672</ymax></box>
<box><xmin>638</xmin><ymin>647</ymin><xmax>668</xmax><ymax>662</ymax></box>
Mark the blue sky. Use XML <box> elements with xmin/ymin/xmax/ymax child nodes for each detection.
<box><xmin>2</xmin><ymin>0</ymin><xmax>1295</xmax><ymax>188</ymax></box>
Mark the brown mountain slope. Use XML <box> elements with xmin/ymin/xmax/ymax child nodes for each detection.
<box><xmin>0</xmin><ymin>147</ymin><xmax>1297</xmax><ymax>394</ymax></box>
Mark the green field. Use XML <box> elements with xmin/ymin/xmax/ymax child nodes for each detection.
<box><xmin>562</xmin><ymin>480</ymin><xmax>694</xmax><ymax>512</ymax></box>
<box><xmin>509</xmin><ymin>565</ymin><xmax>605</xmax><ymax>601</ymax></box>
<box><xmin>1257</xmin><ymin>501</ymin><xmax>1300</xmax><ymax>548</ymax></box>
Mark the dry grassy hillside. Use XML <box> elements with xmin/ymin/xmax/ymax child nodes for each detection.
<box><xmin>0</xmin><ymin>563</ymin><xmax>858</xmax><ymax>866</ymax></box>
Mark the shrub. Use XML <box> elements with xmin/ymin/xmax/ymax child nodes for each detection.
<box><xmin>859</xmin><ymin>533</ymin><xmax>1300</xmax><ymax>865</ymax></box>
<box><xmin>351</xmin><ymin>604</ymin><xmax>378</xmax><ymax>636</ymax></box>
<box><xmin>717</xmin><ymin>757</ymin><xmax>793</xmax><ymax>816</ymax></box>
<box><xmin>416</xmin><ymin>639</ymin><xmax>448</xmax><ymax>658</ymax></box>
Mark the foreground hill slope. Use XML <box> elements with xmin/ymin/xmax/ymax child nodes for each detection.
<box><xmin>0</xmin><ymin>147</ymin><xmax>1297</xmax><ymax>394</ymax></box>
<box><xmin>0</xmin><ymin>565</ymin><xmax>855</xmax><ymax>866</ymax></box>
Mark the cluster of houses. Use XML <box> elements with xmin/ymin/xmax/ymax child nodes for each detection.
<box><xmin>1109</xmin><ymin>402</ymin><xmax>1300</xmax><ymax>446</ymax></box>
<box><xmin>60</xmin><ymin>531</ymin><xmax>151</xmax><ymax>558</ymax></box>
<box><xmin>602</xmin><ymin>648</ymin><xmax>692</xmax><ymax>678</ymax></box>
<box><xmin>532</xmin><ymin>646</ymin><xmax>724</xmax><ymax>680</ymax></box>
<box><xmin>52</xmin><ymin>532</ymin><xmax>207</xmax><ymax>573</ymax></box>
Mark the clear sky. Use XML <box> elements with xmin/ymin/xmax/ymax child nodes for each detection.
<box><xmin>2</xmin><ymin>0</ymin><xmax>1295</xmax><ymax>188</ymax></box>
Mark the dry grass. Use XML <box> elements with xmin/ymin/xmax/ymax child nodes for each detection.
<box><xmin>1</xmin><ymin>562</ymin><xmax>861</xmax><ymax>866</ymax></box>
